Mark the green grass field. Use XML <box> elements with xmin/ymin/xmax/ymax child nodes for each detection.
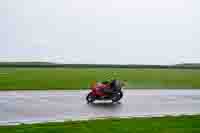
<box><xmin>1</xmin><ymin>115</ymin><xmax>200</xmax><ymax>133</ymax></box>
<box><xmin>0</xmin><ymin>67</ymin><xmax>200</xmax><ymax>90</ymax></box>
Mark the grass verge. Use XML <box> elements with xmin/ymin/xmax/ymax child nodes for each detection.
<box><xmin>0</xmin><ymin>115</ymin><xmax>200</xmax><ymax>133</ymax></box>
<box><xmin>1</xmin><ymin>67</ymin><xmax>200</xmax><ymax>90</ymax></box>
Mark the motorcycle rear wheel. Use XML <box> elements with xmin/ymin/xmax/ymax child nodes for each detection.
<box><xmin>112</xmin><ymin>91</ymin><xmax>123</xmax><ymax>103</ymax></box>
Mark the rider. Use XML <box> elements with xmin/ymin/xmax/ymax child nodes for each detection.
<box><xmin>101</xmin><ymin>79</ymin><xmax>117</xmax><ymax>94</ymax></box>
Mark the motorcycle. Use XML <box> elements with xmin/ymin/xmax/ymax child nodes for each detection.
<box><xmin>86</xmin><ymin>80</ymin><xmax>124</xmax><ymax>104</ymax></box>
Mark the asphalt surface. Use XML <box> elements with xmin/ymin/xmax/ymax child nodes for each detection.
<box><xmin>1</xmin><ymin>90</ymin><xmax>200</xmax><ymax>125</ymax></box>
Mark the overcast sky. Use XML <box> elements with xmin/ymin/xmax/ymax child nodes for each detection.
<box><xmin>0</xmin><ymin>0</ymin><xmax>200</xmax><ymax>65</ymax></box>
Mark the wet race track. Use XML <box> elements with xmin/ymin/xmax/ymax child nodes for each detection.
<box><xmin>1</xmin><ymin>90</ymin><xmax>200</xmax><ymax>125</ymax></box>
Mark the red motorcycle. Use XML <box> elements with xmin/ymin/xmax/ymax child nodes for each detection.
<box><xmin>86</xmin><ymin>80</ymin><xmax>123</xmax><ymax>104</ymax></box>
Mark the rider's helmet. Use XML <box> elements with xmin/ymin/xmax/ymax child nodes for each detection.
<box><xmin>90</xmin><ymin>80</ymin><xmax>97</xmax><ymax>88</ymax></box>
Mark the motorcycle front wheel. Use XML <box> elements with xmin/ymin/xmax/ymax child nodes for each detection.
<box><xmin>86</xmin><ymin>92</ymin><xmax>95</xmax><ymax>104</ymax></box>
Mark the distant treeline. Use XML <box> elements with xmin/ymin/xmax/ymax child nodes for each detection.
<box><xmin>0</xmin><ymin>62</ymin><xmax>200</xmax><ymax>69</ymax></box>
